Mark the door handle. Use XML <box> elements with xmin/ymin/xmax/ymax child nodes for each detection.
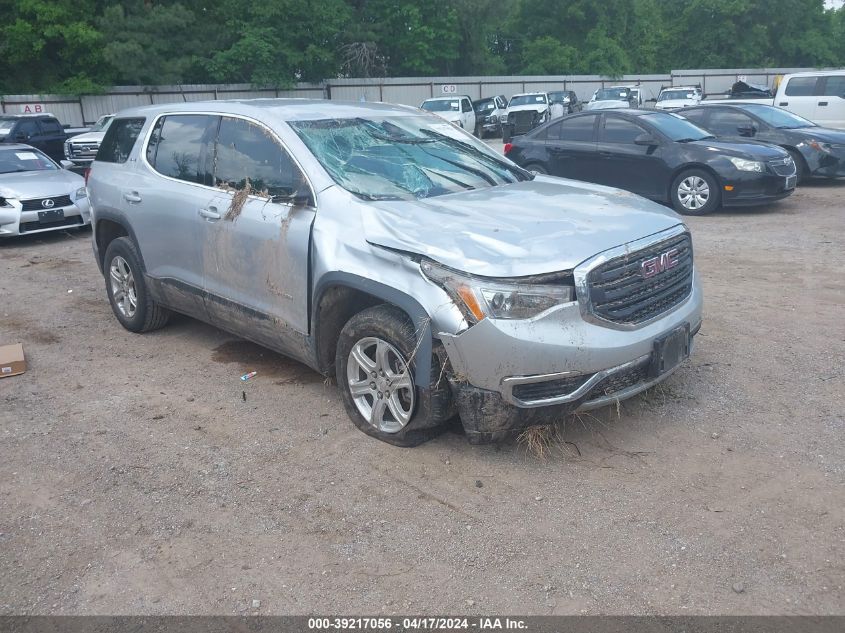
<box><xmin>599</xmin><ymin>151</ymin><xmax>613</xmax><ymax>157</ymax></box>
<box><xmin>778</xmin><ymin>102</ymin><xmax>789</xmax><ymax>106</ymax></box>
<box><xmin>123</xmin><ymin>191</ymin><xmax>142</xmax><ymax>204</ymax></box>
<box><xmin>198</xmin><ymin>207</ymin><xmax>220</xmax><ymax>220</ymax></box>
<box><xmin>818</xmin><ymin>101</ymin><xmax>828</xmax><ymax>107</ymax></box>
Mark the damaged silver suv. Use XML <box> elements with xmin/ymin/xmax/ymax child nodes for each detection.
<box><xmin>88</xmin><ymin>100</ymin><xmax>702</xmax><ymax>446</ymax></box>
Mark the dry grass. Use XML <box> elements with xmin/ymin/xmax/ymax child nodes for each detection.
<box><xmin>223</xmin><ymin>178</ymin><xmax>253</xmax><ymax>222</ymax></box>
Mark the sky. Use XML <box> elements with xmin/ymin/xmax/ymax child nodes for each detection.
<box><xmin>825</xmin><ymin>0</ymin><xmax>843</xmax><ymax>8</ymax></box>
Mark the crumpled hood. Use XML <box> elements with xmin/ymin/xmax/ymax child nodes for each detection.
<box><xmin>789</xmin><ymin>127</ymin><xmax>845</xmax><ymax>144</ymax></box>
<box><xmin>0</xmin><ymin>169</ymin><xmax>83</xmax><ymax>200</ymax></box>
<box><xmin>432</xmin><ymin>111</ymin><xmax>462</xmax><ymax>124</ymax></box>
<box><xmin>585</xmin><ymin>100</ymin><xmax>630</xmax><ymax>110</ymax></box>
<box><xmin>362</xmin><ymin>177</ymin><xmax>682</xmax><ymax>277</ymax></box>
<box><xmin>67</xmin><ymin>130</ymin><xmax>106</xmax><ymax>144</ymax></box>
<box><xmin>655</xmin><ymin>99</ymin><xmax>698</xmax><ymax>109</ymax></box>
<box><xmin>507</xmin><ymin>104</ymin><xmax>548</xmax><ymax>115</ymax></box>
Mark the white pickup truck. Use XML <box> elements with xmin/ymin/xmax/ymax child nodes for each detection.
<box><xmin>706</xmin><ymin>71</ymin><xmax>845</xmax><ymax>130</ymax></box>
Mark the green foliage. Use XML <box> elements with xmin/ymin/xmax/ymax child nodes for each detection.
<box><xmin>0</xmin><ymin>0</ymin><xmax>842</xmax><ymax>93</ymax></box>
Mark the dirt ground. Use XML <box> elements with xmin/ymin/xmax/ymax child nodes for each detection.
<box><xmin>0</xmin><ymin>178</ymin><xmax>843</xmax><ymax>616</ymax></box>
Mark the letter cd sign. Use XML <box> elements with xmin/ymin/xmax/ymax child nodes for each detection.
<box><xmin>441</xmin><ymin>84</ymin><xmax>457</xmax><ymax>94</ymax></box>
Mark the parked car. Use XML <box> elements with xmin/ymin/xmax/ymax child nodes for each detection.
<box><xmin>0</xmin><ymin>114</ymin><xmax>68</xmax><ymax>162</ymax></box>
<box><xmin>472</xmin><ymin>95</ymin><xmax>508</xmax><ymax>137</ymax></box>
<box><xmin>420</xmin><ymin>96</ymin><xmax>477</xmax><ymax>134</ymax></box>
<box><xmin>0</xmin><ymin>145</ymin><xmax>90</xmax><ymax>237</ymax></box>
<box><xmin>706</xmin><ymin>71</ymin><xmax>845</xmax><ymax>129</ymax></box>
<box><xmin>548</xmin><ymin>90</ymin><xmax>582</xmax><ymax>114</ymax></box>
<box><xmin>64</xmin><ymin>114</ymin><xmax>115</xmax><ymax>168</ymax></box>
<box><xmin>502</xmin><ymin>92</ymin><xmax>551</xmax><ymax>142</ymax></box>
<box><xmin>504</xmin><ymin>109</ymin><xmax>797</xmax><ymax>215</ymax></box>
<box><xmin>87</xmin><ymin>100</ymin><xmax>702</xmax><ymax>446</ymax></box>
<box><xmin>677</xmin><ymin>103</ymin><xmax>845</xmax><ymax>182</ymax></box>
<box><xmin>584</xmin><ymin>86</ymin><xmax>643</xmax><ymax>111</ymax></box>
<box><xmin>654</xmin><ymin>86</ymin><xmax>702</xmax><ymax>110</ymax></box>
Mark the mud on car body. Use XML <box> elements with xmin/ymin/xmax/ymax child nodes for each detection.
<box><xmin>87</xmin><ymin>100</ymin><xmax>702</xmax><ymax>446</ymax></box>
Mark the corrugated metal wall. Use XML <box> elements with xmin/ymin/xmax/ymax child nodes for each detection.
<box><xmin>0</xmin><ymin>68</ymin><xmax>835</xmax><ymax>126</ymax></box>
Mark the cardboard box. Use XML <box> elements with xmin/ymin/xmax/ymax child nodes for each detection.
<box><xmin>0</xmin><ymin>343</ymin><xmax>26</xmax><ymax>378</ymax></box>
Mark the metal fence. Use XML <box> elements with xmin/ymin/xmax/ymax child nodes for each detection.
<box><xmin>0</xmin><ymin>67</ymin><xmax>837</xmax><ymax>126</ymax></box>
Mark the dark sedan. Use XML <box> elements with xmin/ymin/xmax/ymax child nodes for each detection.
<box><xmin>677</xmin><ymin>103</ymin><xmax>845</xmax><ymax>182</ymax></box>
<box><xmin>504</xmin><ymin>109</ymin><xmax>797</xmax><ymax>215</ymax></box>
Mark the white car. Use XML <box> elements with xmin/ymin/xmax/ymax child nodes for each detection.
<box><xmin>585</xmin><ymin>86</ymin><xmax>643</xmax><ymax>110</ymax></box>
<box><xmin>655</xmin><ymin>87</ymin><xmax>702</xmax><ymax>110</ymax></box>
<box><xmin>505</xmin><ymin>92</ymin><xmax>551</xmax><ymax>123</ymax></box>
<box><xmin>0</xmin><ymin>144</ymin><xmax>91</xmax><ymax>237</ymax></box>
<box><xmin>420</xmin><ymin>96</ymin><xmax>477</xmax><ymax>133</ymax></box>
<box><xmin>64</xmin><ymin>114</ymin><xmax>115</xmax><ymax>168</ymax></box>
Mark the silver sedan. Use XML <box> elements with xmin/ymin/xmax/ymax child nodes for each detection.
<box><xmin>0</xmin><ymin>144</ymin><xmax>91</xmax><ymax>237</ymax></box>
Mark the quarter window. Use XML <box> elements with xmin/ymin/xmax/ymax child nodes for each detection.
<box><xmin>600</xmin><ymin>117</ymin><xmax>645</xmax><ymax>144</ymax></box>
<box><xmin>784</xmin><ymin>77</ymin><xmax>818</xmax><ymax>97</ymax></box>
<box><xmin>213</xmin><ymin>117</ymin><xmax>305</xmax><ymax>196</ymax></box>
<box><xmin>97</xmin><ymin>118</ymin><xmax>146</xmax><ymax>163</ymax></box>
<box><xmin>146</xmin><ymin>114</ymin><xmax>217</xmax><ymax>185</ymax></box>
<box><xmin>16</xmin><ymin>120</ymin><xmax>39</xmax><ymax>138</ymax></box>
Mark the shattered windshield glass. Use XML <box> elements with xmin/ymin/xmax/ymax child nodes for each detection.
<box><xmin>509</xmin><ymin>94</ymin><xmax>547</xmax><ymax>106</ymax></box>
<box><xmin>659</xmin><ymin>90</ymin><xmax>696</xmax><ymax>101</ymax></box>
<box><xmin>290</xmin><ymin>115</ymin><xmax>528</xmax><ymax>201</ymax></box>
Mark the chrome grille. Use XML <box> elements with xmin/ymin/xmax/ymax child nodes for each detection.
<box><xmin>586</xmin><ymin>232</ymin><xmax>693</xmax><ymax>326</ymax></box>
<box><xmin>21</xmin><ymin>195</ymin><xmax>73</xmax><ymax>211</ymax></box>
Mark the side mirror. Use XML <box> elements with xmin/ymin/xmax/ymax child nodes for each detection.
<box><xmin>60</xmin><ymin>160</ymin><xmax>74</xmax><ymax>169</ymax></box>
<box><xmin>634</xmin><ymin>133</ymin><xmax>658</xmax><ymax>146</ymax></box>
<box><xmin>271</xmin><ymin>186</ymin><xmax>313</xmax><ymax>207</ymax></box>
<box><xmin>736</xmin><ymin>124</ymin><xmax>756</xmax><ymax>137</ymax></box>
<box><xmin>14</xmin><ymin>133</ymin><xmax>28</xmax><ymax>142</ymax></box>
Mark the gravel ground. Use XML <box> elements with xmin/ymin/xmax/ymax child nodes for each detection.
<box><xmin>0</xmin><ymin>177</ymin><xmax>843</xmax><ymax>616</ymax></box>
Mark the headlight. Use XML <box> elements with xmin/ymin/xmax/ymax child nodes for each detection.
<box><xmin>0</xmin><ymin>196</ymin><xmax>12</xmax><ymax>208</ymax></box>
<box><xmin>421</xmin><ymin>260</ymin><xmax>574</xmax><ymax>322</ymax></box>
<box><xmin>74</xmin><ymin>187</ymin><xmax>87</xmax><ymax>200</ymax></box>
<box><xmin>728</xmin><ymin>157</ymin><xmax>764</xmax><ymax>172</ymax></box>
<box><xmin>64</xmin><ymin>141</ymin><xmax>71</xmax><ymax>155</ymax></box>
<box><xmin>807</xmin><ymin>140</ymin><xmax>833</xmax><ymax>154</ymax></box>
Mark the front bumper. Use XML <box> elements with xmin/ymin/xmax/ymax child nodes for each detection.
<box><xmin>720</xmin><ymin>170</ymin><xmax>796</xmax><ymax>207</ymax></box>
<box><xmin>0</xmin><ymin>198</ymin><xmax>91</xmax><ymax>237</ymax></box>
<box><xmin>808</xmin><ymin>147</ymin><xmax>845</xmax><ymax>178</ymax></box>
<box><xmin>451</xmin><ymin>329</ymin><xmax>698</xmax><ymax>443</ymax></box>
<box><xmin>438</xmin><ymin>265</ymin><xmax>704</xmax><ymax>442</ymax></box>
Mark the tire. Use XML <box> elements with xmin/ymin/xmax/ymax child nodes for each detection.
<box><xmin>525</xmin><ymin>163</ymin><xmax>548</xmax><ymax>175</ymax></box>
<box><xmin>670</xmin><ymin>168</ymin><xmax>720</xmax><ymax>215</ymax></box>
<box><xmin>336</xmin><ymin>304</ymin><xmax>452</xmax><ymax>447</ymax></box>
<box><xmin>103</xmin><ymin>236</ymin><xmax>170</xmax><ymax>333</ymax></box>
<box><xmin>786</xmin><ymin>148</ymin><xmax>809</xmax><ymax>184</ymax></box>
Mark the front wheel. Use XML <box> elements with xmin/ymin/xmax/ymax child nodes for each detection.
<box><xmin>670</xmin><ymin>169</ymin><xmax>720</xmax><ymax>215</ymax></box>
<box><xmin>786</xmin><ymin>149</ymin><xmax>808</xmax><ymax>183</ymax></box>
<box><xmin>526</xmin><ymin>164</ymin><xmax>548</xmax><ymax>175</ymax></box>
<box><xmin>103</xmin><ymin>237</ymin><xmax>170</xmax><ymax>332</ymax></box>
<box><xmin>336</xmin><ymin>305</ymin><xmax>451</xmax><ymax>447</ymax></box>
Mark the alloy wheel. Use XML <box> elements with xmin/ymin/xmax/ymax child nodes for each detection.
<box><xmin>109</xmin><ymin>255</ymin><xmax>138</xmax><ymax>318</ymax></box>
<box><xmin>346</xmin><ymin>336</ymin><xmax>415</xmax><ymax>434</ymax></box>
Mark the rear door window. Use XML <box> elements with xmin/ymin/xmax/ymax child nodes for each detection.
<box><xmin>706</xmin><ymin>110</ymin><xmax>756</xmax><ymax>135</ymax></box>
<box><xmin>600</xmin><ymin>116</ymin><xmax>645</xmax><ymax>144</ymax></box>
<box><xmin>551</xmin><ymin>115</ymin><xmax>597</xmax><ymax>142</ymax></box>
<box><xmin>16</xmin><ymin>120</ymin><xmax>39</xmax><ymax>139</ymax></box>
<box><xmin>213</xmin><ymin>116</ymin><xmax>306</xmax><ymax>196</ymax></box>
<box><xmin>146</xmin><ymin>114</ymin><xmax>217</xmax><ymax>184</ymax></box>
<box><xmin>820</xmin><ymin>75</ymin><xmax>845</xmax><ymax>97</ymax></box>
<box><xmin>98</xmin><ymin>117</ymin><xmax>146</xmax><ymax>163</ymax></box>
<box><xmin>679</xmin><ymin>108</ymin><xmax>707</xmax><ymax>125</ymax></box>
<box><xmin>784</xmin><ymin>76</ymin><xmax>819</xmax><ymax>97</ymax></box>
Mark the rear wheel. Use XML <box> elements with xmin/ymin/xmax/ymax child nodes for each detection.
<box><xmin>525</xmin><ymin>163</ymin><xmax>548</xmax><ymax>175</ymax></box>
<box><xmin>670</xmin><ymin>169</ymin><xmax>719</xmax><ymax>215</ymax></box>
<box><xmin>336</xmin><ymin>305</ymin><xmax>451</xmax><ymax>447</ymax></box>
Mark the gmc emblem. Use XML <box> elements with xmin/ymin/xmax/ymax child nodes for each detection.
<box><xmin>641</xmin><ymin>248</ymin><xmax>680</xmax><ymax>279</ymax></box>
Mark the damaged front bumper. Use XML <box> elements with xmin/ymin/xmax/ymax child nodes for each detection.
<box><xmin>438</xmin><ymin>275</ymin><xmax>703</xmax><ymax>443</ymax></box>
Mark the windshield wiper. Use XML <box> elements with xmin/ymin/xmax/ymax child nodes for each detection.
<box><xmin>419</xmin><ymin>129</ymin><xmax>528</xmax><ymax>181</ymax></box>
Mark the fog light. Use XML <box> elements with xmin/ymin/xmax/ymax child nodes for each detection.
<box><xmin>724</xmin><ymin>185</ymin><xmax>734</xmax><ymax>191</ymax></box>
